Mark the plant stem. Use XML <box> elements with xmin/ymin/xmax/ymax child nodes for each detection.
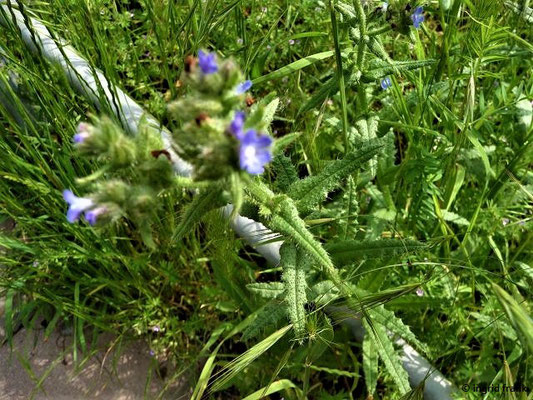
<box><xmin>329</xmin><ymin>0</ymin><xmax>350</xmax><ymax>153</ymax></box>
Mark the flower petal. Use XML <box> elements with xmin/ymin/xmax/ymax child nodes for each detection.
<box><xmin>63</xmin><ymin>189</ymin><xmax>76</xmax><ymax>204</ymax></box>
<box><xmin>235</xmin><ymin>80</ymin><xmax>252</xmax><ymax>95</ymax></box>
<box><xmin>66</xmin><ymin>206</ymin><xmax>83</xmax><ymax>223</ymax></box>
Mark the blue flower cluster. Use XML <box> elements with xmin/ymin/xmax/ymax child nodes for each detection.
<box><xmin>63</xmin><ymin>189</ymin><xmax>106</xmax><ymax>225</ymax></box>
<box><xmin>73</xmin><ymin>122</ymin><xmax>91</xmax><ymax>144</ymax></box>
<box><xmin>198</xmin><ymin>50</ymin><xmax>218</xmax><ymax>74</ymax></box>
<box><xmin>229</xmin><ymin>111</ymin><xmax>272</xmax><ymax>175</ymax></box>
<box><xmin>411</xmin><ymin>6</ymin><xmax>424</xmax><ymax>29</ymax></box>
<box><xmin>197</xmin><ymin>51</ymin><xmax>273</xmax><ymax>175</ymax></box>
<box><xmin>381</xmin><ymin>77</ymin><xmax>392</xmax><ymax>90</ymax></box>
<box><xmin>64</xmin><ymin>51</ymin><xmax>273</xmax><ymax>223</ymax></box>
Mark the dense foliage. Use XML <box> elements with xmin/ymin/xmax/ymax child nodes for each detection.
<box><xmin>1</xmin><ymin>0</ymin><xmax>532</xmax><ymax>399</ymax></box>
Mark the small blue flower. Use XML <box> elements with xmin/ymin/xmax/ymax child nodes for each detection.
<box><xmin>235</xmin><ymin>80</ymin><xmax>252</xmax><ymax>95</ymax></box>
<box><xmin>198</xmin><ymin>50</ymin><xmax>218</xmax><ymax>74</ymax></box>
<box><xmin>411</xmin><ymin>6</ymin><xmax>424</xmax><ymax>29</ymax></box>
<box><xmin>73</xmin><ymin>122</ymin><xmax>91</xmax><ymax>144</ymax></box>
<box><xmin>63</xmin><ymin>189</ymin><xmax>94</xmax><ymax>223</ymax></box>
<box><xmin>85</xmin><ymin>206</ymin><xmax>107</xmax><ymax>226</ymax></box>
<box><xmin>237</xmin><ymin>129</ymin><xmax>272</xmax><ymax>175</ymax></box>
<box><xmin>229</xmin><ymin>111</ymin><xmax>246</xmax><ymax>138</ymax></box>
<box><xmin>381</xmin><ymin>77</ymin><xmax>392</xmax><ymax>90</ymax></box>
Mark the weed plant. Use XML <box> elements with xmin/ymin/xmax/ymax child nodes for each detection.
<box><xmin>1</xmin><ymin>0</ymin><xmax>532</xmax><ymax>399</ymax></box>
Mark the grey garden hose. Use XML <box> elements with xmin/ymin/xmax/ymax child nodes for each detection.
<box><xmin>0</xmin><ymin>3</ymin><xmax>456</xmax><ymax>398</ymax></box>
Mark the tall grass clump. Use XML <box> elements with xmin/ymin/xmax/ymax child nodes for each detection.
<box><xmin>1</xmin><ymin>0</ymin><xmax>532</xmax><ymax>399</ymax></box>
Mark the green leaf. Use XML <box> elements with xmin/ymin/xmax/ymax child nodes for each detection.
<box><xmin>212</xmin><ymin>325</ymin><xmax>292</xmax><ymax>392</ymax></box>
<box><xmin>242</xmin><ymin>379</ymin><xmax>301</xmax><ymax>400</ymax></box>
<box><xmin>269</xmin><ymin>197</ymin><xmax>334</xmax><ymax>272</ymax></box>
<box><xmin>262</xmin><ymin>97</ymin><xmax>280</xmax><ymax>129</ymax></box>
<box><xmin>298</xmin><ymin>75</ymin><xmax>339</xmax><ymax>114</ymax></box>
<box><xmin>272</xmin><ymin>132</ymin><xmax>302</xmax><ymax>155</ymax></box>
<box><xmin>397</xmin><ymin>385</ymin><xmax>425</xmax><ymax>400</ymax></box>
<box><xmin>441</xmin><ymin>210</ymin><xmax>469</xmax><ymax>226</ymax></box>
<box><xmin>326</xmin><ymin>239</ymin><xmax>427</xmax><ymax>266</ymax></box>
<box><xmin>252</xmin><ymin>51</ymin><xmax>334</xmax><ymax>85</ymax></box>
<box><xmin>309</xmin><ymin>280</ymin><xmax>340</xmax><ymax>305</ymax></box>
<box><xmin>288</xmin><ymin>140</ymin><xmax>384</xmax><ymax>212</ymax></box>
<box><xmin>247</xmin><ymin>282</ymin><xmax>285</xmax><ymax>298</ymax></box>
<box><xmin>361</xmin><ymin>59</ymin><xmax>436</xmax><ymax>82</ymax></box>
<box><xmin>363</xmin><ymin>335</ymin><xmax>378</xmax><ymax>397</ymax></box>
<box><xmin>44</xmin><ymin>307</ymin><xmax>63</xmax><ymax>340</ymax></box>
<box><xmin>191</xmin><ymin>341</ymin><xmax>224</xmax><ymax>400</ymax></box>
<box><xmin>492</xmin><ymin>283</ymin><xmax>533</xmax><ymax>353</ymax></box>
<box><xmin>334</xmin><ymin>2</ymin><xmax>357</xmax><ymax>21</ymax></box>
<box><xmin>465</xmin><ymin>130</ymin><xmax>495</xmax><ymax>177</ymax></box>
<box><xmin>369</xmin><ymin>306</ymin><xmax>429</xmax><ymax>354</ymax></box>
<box><xmin>173</xmin><ymin>186</ymin><xmax>224</xmax><ymax>241</ymax></box>
<box><xmin>363</xmin><ymin>318</ymin><xmax>411</xmax><ymax>394</ymax></box>
<box><xmin>229</xmin><ymin>172</ymin><xmax>244</xmax><ymax>218</ymax></box>
<box><xmin>281</xmin><ymin>243</ymin><xmax>308</xmax><ymax>340</ymax></box>
<box><xmin>272</xmin><ymin>155</ymin><xmax>299</xmax><ymax>193</ymax></box>
<box><xmin>242</xmin><ymin>301</ymin><xmax>287</xmax><ymax>341</ymax></box>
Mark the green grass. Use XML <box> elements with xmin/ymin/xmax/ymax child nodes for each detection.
<box><xmin>1</xmin><ymin>0</ymin><xmax>532</xmax><ymax>399</ymax></box>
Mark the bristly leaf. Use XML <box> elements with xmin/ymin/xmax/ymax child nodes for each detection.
<box><xmin>352</xmin><ymin>117</ymin><xmax>379</xmax><ymax>177</ymax></box>
<box><xmin>247</xmin><ymin>282</ymin><xmax>285</xmax><ymax>299</ymax></box>
<box><xmin>326</xmin><ymin>239</ymin><xmax>427</xmax><ymax>266</ymax></box>
<box><xmin>272</xmin><ymin>155</ymin><xmax>299</xmax><ymax>193</ymax></box>
<box><xmin>334</xmin><ymin>2</ymin><xmax>357</xmax><ymax>22</ymax></box>
<box><xmin>369</xmin><ymin>306</ymin><xmax>429</xmax><ymax>355</ymax></box>
<box><xmin>366</xmin><ymin>37</ymin><xmax>393</xmax><ymax>64</ymax></box>
<box><xmin>362</xmin><ymin>334</ymin><xmax>378</xmax><ymax>397</ymax></box>
<box><xmin>363</xmin><ymin>318</ymin><xmax>411</xmax><ymax>394</ymax></box>
<box><xmin>272</xmin><ymin>132</ymin><xmax>301</xmax><ymax>155</ymax></box>
<box><xmin>173</xmin><ymin>186</ymin><xmax>225</xmax><ymax>241</ymax></box>
<box><xmin>245</xmin><ymin>181</ymin><xmax>334</xmax><ymax>272</ymax></box>
<box><xmin>269</xmin><ymin>196</ymin><xmax>334</xmax><ymax>272</ymax></box>
<box><xmin>242</xmin><ymin>301</ymin><xmax>287</xmax><ymax>341</ymax></box>
<box><xmin>361</xmin><ymin>59</ymin><xmax>436</xmax><ymax>82</ymax></box>
<box><xmin>281</xmin><ymin>242</ymin><xmax>308</xmax><ymax>340</ymax></box>
<box><xmin>288</xmin><ymin>140</ymin><xmax>384</xmax><ymax>212</ymax></box>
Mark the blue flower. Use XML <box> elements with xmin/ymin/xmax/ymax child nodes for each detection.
<box><xmin>237</xmin><ymin>129</ymin><xmax>272</xmax><ymax>175</ymax></box>
<box><xmin>235</xmin><ymin>80</ymin><xmax>252</xmax><ymax>95</ymax></box>
<box><xmin>381</xmin><ymin>77</ymin><xmax>392</xmax><ymax>90</ymax></box>
<box><xmin>63</xmin><ymin>189</ymin><xmax>94</xmax><ymax>223</ymax></box>
<box><xmin>411</xmin><ymin>6</ymin><xmax>424</xmax><ymax>29</ymax></box>
<box><xmin>73</xmin><ymin>122</ymin><xmax>91</xmax><ymax>144</ymax></box>
<box><xmin>229</xmin><ymin>111</ymin><xmax>246</xmax><ymax>138</ymax></box>
<box><xmin>85</xmin><ymin>206</ymin><xmax>107</xmax><ymax>226</ymax></box>
<box><xmin>198</xmin><ymin>50</ymin><xmax>218</xmax><ymax>74</ymax></box>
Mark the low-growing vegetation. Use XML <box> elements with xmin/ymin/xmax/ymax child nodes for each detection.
<box><xmin>1</xmin><ymin>0</ymin><xmax>532</xmax><ymax>399</ymax></box>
